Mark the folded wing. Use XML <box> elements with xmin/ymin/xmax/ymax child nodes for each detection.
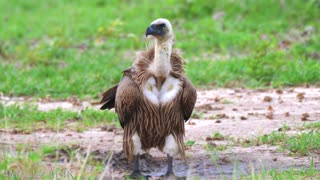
<box><xmin>181</xmin><ymin>77</ymin><xmax>197</xmax><ymax>121</ymax></box>
<box><xmin>100</xmin><ymin>85</ymin><xmax>118</xmax><ymax>110</ymax></box>
<box><xmin>115</xmin><ymin>75</ymin><xmax>141</xmax><ymax>128</ymax></box>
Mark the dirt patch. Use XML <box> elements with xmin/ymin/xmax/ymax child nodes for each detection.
<box><xmin>192</xmin><ymin>87</ymin><xmax>320</xmax><ymax>138</ymax></box>
<box><xmin>1</xmin><ymin>87</ymin><xmax>320</xmax><ymax>178</ymax></box>
<box><xmin>0</xmin><ymin>95</ymin><xmax>98</xmax><ymax>112</ymax></box>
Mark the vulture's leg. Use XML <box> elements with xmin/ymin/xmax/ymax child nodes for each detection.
<box><xmin>164</xmin><ymin>134</ymin><xmax>178</xmax><ymax>177</ymax></box>
<box><xmin>129</xmin><ymin>132</ymin><xmax>144</xmax><ymax>178</ymax></box>
<box><xmin>131</xmin><ymin>153</ymin><xmax>141</xmax><ymax>175</ymax></box>
<box><xmin>166</xmin><ymin>154</ymin><xmax>174</xmax><ymax>175</ymax></box>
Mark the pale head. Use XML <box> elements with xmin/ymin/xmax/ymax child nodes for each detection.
<box><xmin>145</xmin><ymin>18</ymin><xmax>174</xmax><ymax>41</ymax></box>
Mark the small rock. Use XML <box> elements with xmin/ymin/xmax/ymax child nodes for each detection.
<box><xmin>206</xmin><ymin>136</ymin><xmax>214</xmax><ymax>141</ymax></box>
<box><xmin>101</xmin><ymin>124</ymin><xmax>117</xmax><ymax>132</ymax></box>
<box><xmin>257</xmin><ymin>89</ymin><xmax>267</xmax><ymax>92</ymax></box>
<box><xmin>214</xmin><ymin>96</ymin><xmax>221</xmax><ymax>102</ymax></box>
<box><xmin>301</xmin><ymin>113</ymin><xmax>310</xmax><ymax>121</ymax></box>
<box><xmin>296</xmin><ymin>92</ymin><xmax>305</xmax><ymax>102</ymax></box>
<box><xmin>101</xmin><ymin>126</ymin><xmax>108</xmax><ymax>131</ymax></box>
<box><xmin>263</xmin><ymin>96</ymin><xmax>272</xmax><ymax>102</ymax></box>
<box><xmin>266</xmin><ymin>112</ymin><xmax>274</xmax><ymax>119</ymax></box>
<box><xmin>206</xmin><ymin>134</ymin><xmax>224</xmax><ymax>141</ymax></box>
<box><xmin>275</xmin><ymin>89</ymin><xmax>283</xmax><ymax>94</ymax></box>
<box><xmin>240</xmin><ymin>116</ymin><xmax>247</xmax><ymax>120</ymax></box>
<box><xmin>106</xmin><ymin>124</ymin><xmax>117</xmax><ymax>132</ymax></box>
<box><xmin>285</xmin><ymin>112</ymin><xmax>290</xmax><ymax>117</ymax></box>
<box><xmin>12</xmin><ymin>129</ymin><xmax>21</xmax><ymax>134</ymax></box>
<box><xmin>208</xmin><ymin>142</ymin><xmax>217</xmax><ymax>148</ymax></box>
<box><xmin>216</xmin><ymin>113</ymin><xmax>228</xmax><ymax>119</ymax></box>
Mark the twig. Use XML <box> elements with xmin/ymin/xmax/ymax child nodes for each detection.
<box><xmin>77</xmin><ymin>143</ymin><xmax>91</xmax><ymax>180</ymax></box>
<box><xmin>98</xmin><ymin>151</ymin><xmax>114</xmax><ymax>180</ymax></box>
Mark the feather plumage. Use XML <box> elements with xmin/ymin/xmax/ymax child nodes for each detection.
<box><xmin>100</xmin><ymin>47</ymin><xmax>196</xmax><ymax>160</ymax></box>
<box><xmin>100</xmin><ymin>19</ymin><xmax>197</xmax><ymax>166</ymax></box>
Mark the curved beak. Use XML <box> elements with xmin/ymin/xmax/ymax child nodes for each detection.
<box><xmin>145</xmin><ymin>24</ymin><xmax>156</xmax><ymax>37</ymax></box>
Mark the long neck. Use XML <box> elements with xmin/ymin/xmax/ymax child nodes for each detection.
<box><xmin>152</xmin><ymin>39</ymin><xmax>172</xmax><ymax>78</ymax></box>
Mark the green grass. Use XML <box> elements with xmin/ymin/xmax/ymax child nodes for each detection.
<box><xmin>184</xmin><ymin>140</ymin><xmax>196</xmax><ymax>147</ymax></box>
<box><xmin>1</xmin><ymin>0</ymin><xmax>320</xmax><ymax>98</ymax></box>
<box><xmin>0</xmin><ymin>144</ymin><xmax>107</xmax><ymax>179</ymax></box>
<box><xmin>189</xmin><ymin>53</ymin><xmax>320</xmax><ymax>87</ymax></box>
<box><xmin>304</xmin><ymin>122</ymin><xmax>320</xmax><ymax>130</ymax></box>
<box><xmin>0</xmin><ymin>1</ymin><xmax>319</xmax><ymax>176</ymax></box>
<box><xmin>242</xmin><ymin>165</ymin><xmax>320</xmax><ymax>180</ymax></box>
<box><xmin>241</xmin><ymin>131</ymin><xmax>320</xmax><ymax>156</ymax></box>
<box><xmin>0</xmin><ymin>103</ymin><xmax>118</xmax><ymax>132</ymax></box>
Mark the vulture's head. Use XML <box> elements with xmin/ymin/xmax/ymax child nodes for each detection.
<box><xmin>145</xmin><ymin>18</ymin><xmax>173</xmax><ymax>41</ymax></box>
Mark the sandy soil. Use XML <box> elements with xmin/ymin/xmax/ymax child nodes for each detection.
<box><xmin>1</xmin><ymin>87</ymin><xmax>320</xmax><ymax>179</ymax></box>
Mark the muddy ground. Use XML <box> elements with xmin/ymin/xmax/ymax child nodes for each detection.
<box><xmin>1</xmin><ymin>87</ymin><xmax>320</xmax><ymax>179</ymax></box>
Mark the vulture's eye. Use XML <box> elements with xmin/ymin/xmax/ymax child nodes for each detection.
<box><xmin>157</xmin><ymin>23</ymin><xmax>166</xmax><ymax>29</ymax></box>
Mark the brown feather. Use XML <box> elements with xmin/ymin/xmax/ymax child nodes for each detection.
<box><xmin>115</xmin><ymin>75</ymin><xmax>141</xmax><ymax>128</ymax></box>
<box><xmin>182</xmin><ymin>77</ymin><xmax>197</xmax><ymax>121</ymax></box>
<box><xmin>100</xmin><ymin>46</ymin><xmax>196</xmax><ymax>161</ymax></box>
<box><xmin>100</xmin><ymin>85</ymin><xmax>118</xmax><ymax>110</ymax></box>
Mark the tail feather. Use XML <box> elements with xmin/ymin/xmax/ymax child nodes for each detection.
<box><xmin>100</xmin><ymin>85</ymin><xmax>118</xmax><ymax>110</ymax></box>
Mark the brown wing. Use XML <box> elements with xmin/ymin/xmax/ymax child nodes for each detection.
<box><xmin>100</xmin><ymin>85</ymin><xmax>118</xmax><ymax>110</ymax></box>
<box><xmin>115</xmin><ymin>75</ymin><xmax>141</xmax><ymax>128</ymax></box>
<box><xmin>181</xmin><ymin>77</ymin><xmax>197</xmax><ymax>121</ymax></box>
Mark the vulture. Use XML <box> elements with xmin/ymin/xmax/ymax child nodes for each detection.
<box><xmin>100</xmin><ymin>18</ymin><xmax>197</xmax><ymax>177</ymax></box>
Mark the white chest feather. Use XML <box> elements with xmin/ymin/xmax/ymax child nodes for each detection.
<box><xmin>143</xmin><ymin>76</ymin><xmax>182</xmax><ymax>105</ymax></box>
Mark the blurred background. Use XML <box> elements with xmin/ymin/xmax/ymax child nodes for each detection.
<box><xmin>1</xmin><ymin>0</ymin><xmax>319</xmax><ymax>99</ymax></box>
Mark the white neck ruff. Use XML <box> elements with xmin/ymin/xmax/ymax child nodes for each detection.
<box><xmin>149</xmin><ymin>39</ymin><xmax>173</xmax><ymax>77</ymax></box>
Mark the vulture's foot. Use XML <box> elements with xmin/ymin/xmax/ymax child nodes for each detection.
<box><xmin>128</xmin><ymin>171</ymin><xmax>148</xmax><ymax>179</ymax></box>
<box><xmin>162</xmin><ymin>173</ymin><xmax>186</xmax><ymax>180</ymax></box>
<box><xmin>164</xmin><ymin>171</ymin><xmax>175</xmax><ymax>177</ymax></box>
<box><xmin>164</xmin><ymin>167</ymin><xmax>174</xmax><ymax>177</ymax></box>
<box><xmin>127</xmin><ymin>154</ymin><xmax>149</xmax><ymax>179</ymax></box>
<box><xmin>162</xmin><ymin>154</ymin><xmax>186</xmax><ymax>179</ymax></box>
